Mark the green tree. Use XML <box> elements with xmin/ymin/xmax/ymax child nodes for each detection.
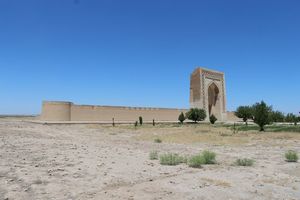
<box><xmin>209</xmin><ymin>114</ymin><xmax>217</xmax><ymax>124</ymax></box>
<box><xmin>252</xmin><ymin>101</ymin><xmax>272</xmax><ymax>131</ymax></box>
<box><xmin>178</xmin><ymin>112</ymin><xmax>186</xmax><ymax>124</ymax></box>
<box><xmin>285</xmin><ymin>113</ymin><xmax>299</xmax><ymax>125</ymax></box>
<box><xmin>235</xmin><ymin>106</ymin><xmax>253</xmax><ymax>125</ymax></box>
<box><xmin>285</xmin><ymin>113</ymin><xmax>296</xmax><ymax>122</ymax></box>
<box><xmin>185</xmin><ymin>108</ymin><xmax>207</xmax><ymax>123</ymax></box>
<box><xmin>270</xmin><ymin>111</ymin><xmax>285</xmax><ymax>123</ymax></box>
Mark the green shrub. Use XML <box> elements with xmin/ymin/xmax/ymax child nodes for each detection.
<box><xmin>187</xmin><ymin>150</ymin><xmax>216</xmax><ymax>168</ymax></box>
<box><xmin>209</xmin><ymin>114</ymin><xmax>217</xmax><ymax>124</ymax></box>
<box><xmin>285</xmin><ymin>150</ymin><xmax>298</xmax><ymax>162</ymax></box>
<box><xmin>178</xmin><ymin>112</ymin><xmax>186</xmax><ymax>124</ymax></box>
<box><xmin>152</xmin><ymin>119</ymin><xmax>155</xmax><ymax>126</ymax></box>
<box><xmin>134</xmin><ymin>121</ymin><xmax>138</xmax><ymax>127</ymax></box>
<box><xmin>235</xmin><ymin>158</ymin><xmax>254</xmax><ymax>166</ymax></box>
<box><xmin>159</xmin><ymin>153</ymin><xmax>186</xmax><ymax>166</ymax></box>
<box><xmin>188</xmin><ymin>154</ymin><xmax>205</xmax><ymax>168</ymax></box>
<box><xmin>149</xmin><ymin>151</ymin><xmax>159</xmax><ymax>160</ymax></box>
<box><xmin>185</xmin><ymin>108</ymin><xmax>206</xmax><ymax>123</ymax></box>
<box><xmin>139</xmin><ymin>116</ymin><xmax>143</xmax><ymax>125</ymax></box>
<box><xmin>202</xmin><ymin>150</ymin><xmax>216</xmax><ymax>164</ymax></box>
<box><xmin>154</xmin><ymin>138</ymin><xmax>162</xmax><ymax>143</ymax></box>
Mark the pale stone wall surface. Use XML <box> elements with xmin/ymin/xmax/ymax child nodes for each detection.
<box><xmin>40</xmin><ymin>101</ymin><xmax>72</xmax><ymax>121</ymax></box>
<box><xmin>41</xmin><ymin>101</ymin><xmax>187</xmax><ymax>122</ymax></box>
<box><xmin>189</xmin><ymin>69</ymin><xmax>201</xmax><ymax>108</ymax></box>
<box><xmin>71</xmin><ymin>105</ymin><xmax>187</xmax><ymax>121</ymax></box>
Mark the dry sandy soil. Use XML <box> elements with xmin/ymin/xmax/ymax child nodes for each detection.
<box><xmin>0</xmin><ymin>119</ymin><xmax>299</xmax><ymax>200</ymax></box>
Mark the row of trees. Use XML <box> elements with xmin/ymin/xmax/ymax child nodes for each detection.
<box><xmin>132</xmin><ymin>101</ymin><xmax>298</xmax><ymax>132</ymax></box>
<box><xmin>235</xmin><ymin>101</ymin><xmax>300</xmax><ymax>131</ymax></box>
<box><xmin>178</xmin><ymin>108</ymin><xmax>206</xmax><ymax>124</ymax></box>
<box><xmin>178</xmin><ymin>108</ymin><xmax>218</xmax><ymax>124</ymax></box>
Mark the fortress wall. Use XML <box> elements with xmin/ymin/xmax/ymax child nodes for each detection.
<box><xmin>41</xmin><ymin>101</ymin><xmax>187</xmax><ymax>122</ymax></box>
<box><xmin>40</xmin><ymin>101</ymin><xmax>72</xmax><ymax>121</ymax></box>
<box><xmin>71</xmin><ymin>105</ymin><xmax>187</xmax><ymax>121</ymax></box>
<box><xmin>226</xmin><ymin>111</ymin><xmax>241</xmax><ymax>122</ymax></box>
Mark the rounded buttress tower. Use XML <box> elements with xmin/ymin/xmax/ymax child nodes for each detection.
<box><xmin>40</xmin><ymin>101</ymin><xmax>72</xmax><ymax>121</ymax></box>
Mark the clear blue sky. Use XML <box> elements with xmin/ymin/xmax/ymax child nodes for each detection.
<box><xmin>0</xmin><ymin>0</ymin><xmax>299</xmax><ymax>115</ymax></box>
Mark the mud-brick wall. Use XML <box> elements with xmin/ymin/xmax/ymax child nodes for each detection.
<box><xmin>40</xmin><ymin>101</ymin><xmax>72</xmax><ymax>121</ymax></box>
<box><xmin>70</xmin><ymin>105</ymin><xmax>187</xmax><ymax>121</ymax></box>
<box><xmin>41</xmin><ymin>101</ymin><xmax>187</xmax><ymax>122</ymax></box>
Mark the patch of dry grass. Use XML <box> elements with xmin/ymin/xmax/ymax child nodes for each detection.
<box><xmin>135</xmin><ymin>131</ymin><xmax>249</xmax><ymax>145</ymax></box>
<box><xmin>201</xmin><ymin>177</ymin><xmax>231</xmax><ymax>187</ymax></box>
<box><xmin>87</xmin><ymin>123</ymin><xmax>300</xmax><ymax>146</ymax></box>
<box><xmin>134</xmin><ymin>124</ymin><xmax>300</xmax><ymax>145</ymax></box>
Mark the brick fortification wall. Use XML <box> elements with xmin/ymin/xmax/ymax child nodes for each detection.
<box><xmin>40</xmin><ymin>101</ymin><xmax>188</xmax><ymax>122</ymax></box>
<box><xmin>41</xmin><ymin>101</ymin><xmax>72</xmax><ymax>121</ymax></box>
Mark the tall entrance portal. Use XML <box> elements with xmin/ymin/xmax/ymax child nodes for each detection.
<box><xmin>190</xmin><ymin>67</ymin><xmax>227</xmax><ymax>121</ymax></box>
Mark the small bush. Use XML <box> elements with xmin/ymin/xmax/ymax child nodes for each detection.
<box><xmin>139</xmin><ymin>116</ymin><xmax>143</xmax><ymax>125</ymax></box>
<box><xmin>152</xmin><ymin>119</ymin><xmax>155</xmax><ymax>126</ymax></box>
<box><xmin>202</xmin><ymin>150</ymin><xmax>216</xmax><ymax>164</ymax></box>
<box><xmin>235</xmin><ymin>158</ymin><xmax>254</xmax><ymax>166</ymax></box>
<box><xmin>149</xmin><ymin>151</ymin><xmax>159</xmax><ymax>160</ymax></box>
<box><xmin>188</xmin><ymin>154</ymin><xmax>205</xmax><ymax>168</ymax></box>
<box><xmin>154</xmin><ymin>138</ymin><xmax>162</xmax><ymax>143</ymax></box>
<box><xmin>187</xmin><ymin>150</ymin><xmax>217</xmax><ymax>168</ymax></box>
<box><xmin>159</xmin><ymin>153</ymin><xmax>186</xmax><ymax>166</ymax></box>
<box><xmin>185</xmin><ymin>108</ymin><xmax>207</xmax><ymax>123</ymax></box>
<box><xmin>134</xmin><ymin>121</ymin><xmax>138</xmax><ymax>127</ymax></box>
<box><xmin>285</xmin><ymin>150</ymin><xmax>298</xmax><ymax>162</ymax></box>
<box><xmin>209</xmin><ymin>115</ymin><xmax>217</xmax><ymax>124</ymax></box>
<box><xmin>178</xmin><ymin>112</ymin><xmax>186</xmax><ymax>124</ymax></box>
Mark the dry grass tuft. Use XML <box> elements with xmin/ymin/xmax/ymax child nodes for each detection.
<box><xmin>201</xmin><ymin>177</ymin><xmax>231</xmax><ymax>187</ymax></box>
<box><xmin>285</xmin><ymin>150</ymin><xmax>298</xmax><ymax>162</ymax></box>
<box><xmin>159</xmin><ymin>153</ymin><xmax>187</xmax><ymax>166</ymax></box>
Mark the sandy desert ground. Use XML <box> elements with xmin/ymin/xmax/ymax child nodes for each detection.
<box><xmin>0</xmin><ymin>118</ymin><xmax>299</xmax><ymax>200</ymax></box>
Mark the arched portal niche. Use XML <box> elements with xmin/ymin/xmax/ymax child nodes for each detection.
<box><xmin>208</xmin><ymin>82</ymin><xmax>221</xmax><ymax>119</ymax></box>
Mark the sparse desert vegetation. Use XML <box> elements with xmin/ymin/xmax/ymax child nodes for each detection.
<box><xmin>187</xmin><ymin>150</ymin><xmax>217</xmax><ymax>167</ymax></box>
<box><xmin>235</xmin><ymin>158</ymin><xmax>254</xmax><ymax>166</ymax></box>
<box><xmin>159</xmin><ymin>153</ymin><xmax>187</xmax><ymax>166</ymax></box>
<box><xmin>1</xmin><ymin>119</ymin><xmax>300</xmax><ymax>199</ymax></box>
<box><xmin>188</xmin><ymin>154</ymin><xmax>205</xmax><ymax>168</ymax></box>
<box><xmin>154</xmin><ymin>138</ymin><xmax>162</xmax><ymax>143</ymax></box>
<box><xmin>285</xmin><ymin>150</ymin><xmax>298</xmax><ymax>162</ymax></box>
<box><xmin>149</xmin><ymin>150</ymin><xmax>159</xmax><ymax>160</ymax></box>
<box><xmin>201</xmin><ymin>150</ymin><xmax>217</xmax><ymax>164</ymax></box>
